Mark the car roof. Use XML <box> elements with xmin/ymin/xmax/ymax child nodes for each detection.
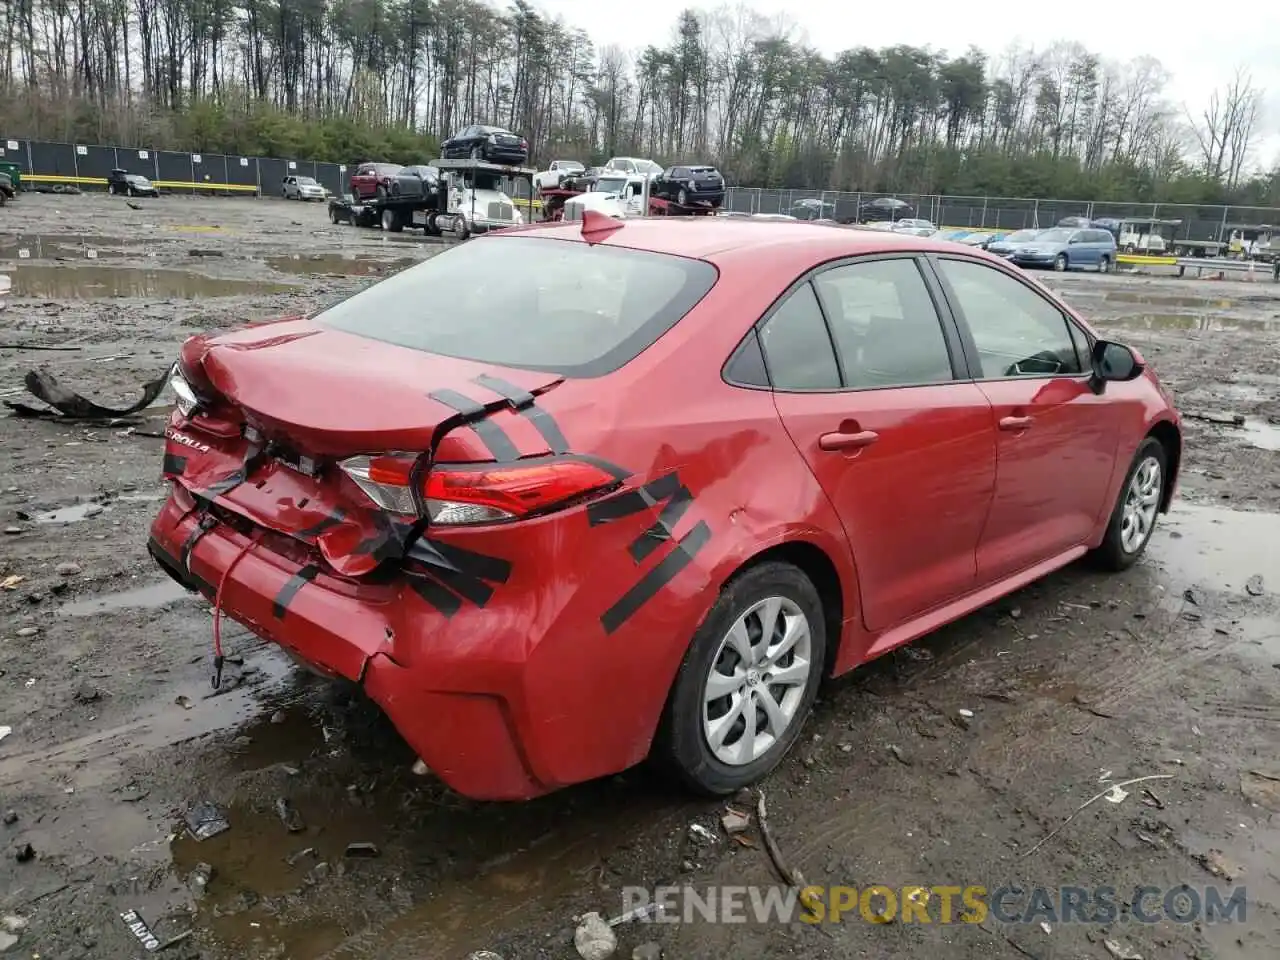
<box><xmin>493</xmin><ymin>218</ymin><xmax>991</xmax><ymax>268</ymax></box>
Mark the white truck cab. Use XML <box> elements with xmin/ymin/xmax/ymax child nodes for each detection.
<box><xmin>563</xmin><ymin>174</ymin><xmax>648</xmax><ymax>221</ymax></box>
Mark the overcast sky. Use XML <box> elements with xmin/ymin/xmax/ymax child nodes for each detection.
<box><xmin>533</xmin><ymin>0</ymin><xmax>1280</xmax><ymax>170</ymax></box>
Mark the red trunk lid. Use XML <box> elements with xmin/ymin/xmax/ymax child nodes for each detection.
<box><xmin>164</xmin><ymin>318</ymin><xmax>564</xmax><ymax>577</ymax></box>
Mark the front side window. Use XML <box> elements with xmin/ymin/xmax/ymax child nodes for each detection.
<box><xmin>813</xmin><ymin>258</ymin><xmax>955</xmax><ymax>389</ymax></box>
<box><xmin>936</xmin><ymin>258</ymin><xmax>1084</xmax><ymax>378</ymax></box>
<box><xmin>315</xmin><ymin>236</ymin><xmax>718</xmax><ymax>378</ymax></box>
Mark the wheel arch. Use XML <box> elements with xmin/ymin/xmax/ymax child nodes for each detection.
<box><xmin>716</xmin><ymin>537</ymin><xmax>847</xmax><ymax>678</ymax></box>
<box><xmin>1146</xmin><ymin>417</ymin><xmax>1182</xmax><ymax>512</ymax></box>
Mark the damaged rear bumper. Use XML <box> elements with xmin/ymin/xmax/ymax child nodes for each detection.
<box><xmin>148</xmin><ymin>494</ymin><xmax>548</xmax><ymax>801</ymax></box>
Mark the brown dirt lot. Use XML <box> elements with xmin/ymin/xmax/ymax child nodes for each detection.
<box><xmin>0</xmin><ymin>193</ymin><xmax>1277</xmax><ymax>960</ymax></box>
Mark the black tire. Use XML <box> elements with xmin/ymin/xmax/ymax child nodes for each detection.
<box><xmin>329</xmin><ymin>206</ymin><xmax>340</xmax><ymax>224</ymax></box>
<box><xmin>1053</xmin><ymin>253</ymin><xmax>1068</xmax><ymax>272</ymax></box>
<box><xmin>380</xmin><ymin>207</ymin><xmax>402</xmax><ymax>233</ymax></box>
<box><xmin>470</xmin><ymin>146</ymin><xmax>482</xmax><ymax>160</ymax></box>
<box><xmin>677</xmin><ymin>188</ymin><xmax>688</xmax><ymax>206</ymax></box>
<box><xmin>375</xmin><ymin>184</ymin><xmax>387</xmax><ymax>200</ymax></box>
<box><xmin>651</xmin><ymin>561</ymin><xmax>827</xmax><ymax>796</ymax></box>
<box><xmin>1090</xmin><ymin>437</ymin><xmax>1168</xmax><ymax>572</ymax></box>
<box><xmin>107</xmin><ymin>183</ymin><xmax>116</xmax><ymax>196</ymax></box>
<box><xmin>1098</xmin><ymin>255</ymin><xmax>1111</xmax><ymax>274</ymax></box>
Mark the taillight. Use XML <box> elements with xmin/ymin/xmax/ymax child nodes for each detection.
<box><xmin>339</xmin><ymin>455</ymin><xmax>619</xmax><ymax>525</ymax></box>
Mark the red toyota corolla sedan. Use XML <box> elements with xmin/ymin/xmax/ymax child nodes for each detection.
<box><xmin>149</xmin><ymin>215</ymin><xmax>1182</xmax><ymax>801</ymax></box>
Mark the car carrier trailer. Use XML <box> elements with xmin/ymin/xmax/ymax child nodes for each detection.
<box><xmin>328</xmin><ymin>159</ymin><xmax>534</xmax><ymax>240</ymax></box>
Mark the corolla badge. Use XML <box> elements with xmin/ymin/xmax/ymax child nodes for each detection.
<box><xmin>165</xmin><ymin>427</ymin><xmax>210</xmax><ymax>453</ymax></box>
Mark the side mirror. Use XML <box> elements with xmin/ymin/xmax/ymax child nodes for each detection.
<box><xmin>1068</xmin><ymin>236</ymin><xmax>1082</xmax><ymax>245</ymax></box>
<box><xmin>1090</xmin><ymin>339</ymin><xmax>1144</xmax><ymax>392</ymax></box>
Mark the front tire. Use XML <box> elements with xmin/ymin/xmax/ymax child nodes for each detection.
<box><xmin>652</xmin><ymin>562</ymin><xmax>826</xmax><ymax>796</ymax></box>
<box><xmin>1053</xmin><ymin>253</ymin><xmax>1068</xmax><ymax>272</ymax></box>
<box><xmin>1099</xmin><ymin>256</ymin><xmax>1112</xmax><ymax>274</ymax></box>
<box><xmin>1091</xmin><ymin>437</ymin><xmax>1167</xmax><ymax>571</ymax></box>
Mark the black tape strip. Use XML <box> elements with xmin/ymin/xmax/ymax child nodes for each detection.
<box><xmin>352</xmin><ymin>512</ymin><xmax>414</xmax><ymax>564</ymax></box>
<box><xmin>601</xmin><ymin>520</ymin><xmax>711</xmax><ymax>635</ymax></box>
<box><xmin>628</xmin><ymin>484</ymin><xmax>694</xmax><ymax>563</ymax></box>
<box><xmin>150</xmin><ymin>537</ymin><xmax>216</xmax><ymax>599</ymax></box>
<box><xmin>296</xmin><ymin>509</ymin><xmax>345</xmax><ymax>538</ymax></box>
<box><xmin>407</xmin><ymin>574</ymin><xmax>462</xmax><ymax>618</ymax></box>
<box><xmin>204</xmin><ymin>471</ymin><xmax>245</xmax><ymax>497</ymax></box>
<box><xmin>273</xmin><ymin>565</ymin><xmax>320</xmax><ymax>618</ymax></box>
<box><xmin>162</xmin><ymin>453</ymin><xmax>188</xmax><ymax>475</ymax></box>
<box><xmin>428</xmin><ymin>388</ymin><xmax>520</xmax><ymax>462</ymax></box>
<box><xmin>587</xmin><ymin>472</ymin><xmax>682</xmax><ymax>527</ymax></box>
<box><xmin>419</xmin><ymin>538</ymin><xmax>513</xmax><ymax>584</ymax></box>
<box><xmin>429</xmin><ymin>565</ymin><xmax>494</xmax><ymax>608</ymax></box>
<box><xmin>473</xmin><ymin>374</ymin><xmax>569</xmax><ymax>454</ymax></box>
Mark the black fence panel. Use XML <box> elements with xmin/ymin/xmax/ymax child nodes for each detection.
<box><xmin>156</xmin><ymin>150</ymin><xmax>194</xmax><ymax>189</ymax></box>
<box><xmin>316</xmin><ymin>163</ymin><xmax>344</xmax><ymax>195</ymax></box>
<box><xmin>224</xmin><ymin>155</ymin><xmax>259</xmax><ymax>190</ymax></box>
<box><xmin>258</xmin><ymin>157</ymin><xmax>290</xmax><ymax>193</ymax></box>
<box><xmin>28</xmin><ymin>141</ymin><xmax>78</xmax><ymax>180</ymax></box>
<box><xmin>0</xmin><ymin>138</ymin><xmax>32</xmax><ymax>173</ymax></box>
<box><xmin>76</xmin><ymin>144</ymin><xmax>117</xmax><ymax>183</ymax></box>
<box><xmin>114</xmin><ymin>147</ymin><xmax>159</xmax><ymax>181</ymax></box>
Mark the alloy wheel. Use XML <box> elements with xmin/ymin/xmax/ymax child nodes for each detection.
<box><xmin>701</xmin><ymin>597</ymin><xmax>813</xmax><ymax>766</ymax></box>
<box><xmin>1120</xmin><ymin>456</ymin><xmax>1162</xmax><ymax>554</ymax></box>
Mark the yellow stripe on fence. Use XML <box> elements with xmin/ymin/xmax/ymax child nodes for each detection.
<box><xmin>24</xmin><ymin>173</ymin><xmax>258</xmax><ymax>192</ymax></box>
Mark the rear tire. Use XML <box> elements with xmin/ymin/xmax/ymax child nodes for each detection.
<box><xmin>652</xmin><ymin>562</ymin><xmax>826</xmax><ymax>796</ymax></box>
<box><xmin>329</xmin><ymin>206</ymin><xmax>340</xmax><ymax>224</ymax></box>
<box><xmin>1099</xmin><ymin>256</ymin><xmax>1112</xmax><ymax>274</ymax></box>
<box><xmin>380</xmin><ymin>207</ymin><xmax>403</xmax><ymax>233</ymax></box>
<box><xmin>1090</xmin><ymin>437</ymin><xmax>1168</xmax><ymax>572</ymax></box>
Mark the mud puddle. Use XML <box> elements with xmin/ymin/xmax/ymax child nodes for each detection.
<box><xmin>1149</xmin><ymin>503</ymin><xmax>1278</xmax><ymax>595</ymax></box>
<box><xmin>0</xmin><ymin>234</ymin><xmax>138</xmax><ymax>260</ymax></box>
<box><xmin>1108</xmin><ymin>313</ymin><xmax>1280</xmax><ymax>333</ymax></box>
<box><xmin>1242</xmin><ymin>419</ymin><xmax>1280</xmax><ymax>451</ymax></box>
<box><xmin>1100</xmin><ymin>291</ymin><xmax>1240</xmax><ymax>308</ymax></box>
<box><xmin>1</xmin><ymin>264</ymin><xmax>298</xmax><ymax>298</ymax></box>
<box><xmin>265</xmin><ymin>254</ymin><xmax>417</xmax><ymax>277</ymax></box>
<box><xmin>59</xmin><ymin>579</ymin><xmax>191</xmax><ymax>617</ymax></box>
<box><xmin>34</xmin><ymin>501</ymin><xmax>112</xmax><ymax>523</ymax></box>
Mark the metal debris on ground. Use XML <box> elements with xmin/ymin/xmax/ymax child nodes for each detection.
<box><xmin>687</xmin><ymin>822</ymin><xmax>717</xmax><ymax>844</ymax></box>
<box><xmin>119</xmin><ymin>908</ymin><xmax>161</xmax><ymax>951</ymax></box>
<box><xmin>1245</xmin><ymin>574</ymin><xmax>1265</xmax><ymax>596</ymax></box>
<box><xmin>573</xmin><ymin>910</ymin><xmax>617</xmax><ymax>960</ymax></box>
<box><xmin>0</xmin><ymin>726</ymin><xmax>10</xmax><ymax>743</ymax></box>
<box><xmin>343</xmin><ymin>841</ymin><xmax>380</xmax><ymax>858</ymax></box>
<box><xmin>1103</xmin><ymin>938</ymin><xmax>1144</xmax><ymax>959</ymax></box>
<box><xmin>607</xmin><ymin>902</ymin><xmax>664</xmax><ymax>926</ymax></box>
<box><xmin>275</xmin><ymin>797</ymin><xmax>306</xmax><ymax>833</ymax></box>
<box><xmin>4</xmin><ymin>368</ymin><xmax>168</xmax><ymax>422</ymax></box>
<box><xmin>183</xmin><ymin>800</ymin><xmax>230</xmax><ymax>841</ymax></box>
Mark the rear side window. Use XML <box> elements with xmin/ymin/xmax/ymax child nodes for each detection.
<box><xmin>314</xmin><ymin>236</ymin><xmax>718</xmax><ymax>378</ymax></box>
<box><xmin>758</xmin><ymin>283</ymin><xmax>840</xmax><ymax>390</ymax></box>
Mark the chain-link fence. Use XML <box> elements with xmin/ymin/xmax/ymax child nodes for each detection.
<box><xmin>723</xmin><ymin>188</ymin><xmax>1280</xmax><ymax>244</ymax></box>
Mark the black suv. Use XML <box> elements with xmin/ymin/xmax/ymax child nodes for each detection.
<box><xmin>652</xmin><ymin>164</ymin><xmax>725</xmax><ymax>208</ymax></box>
<box><xmin>107</xmin><ymin>168</ymin><xmax>159</xmax><ymax>197</ymax></box>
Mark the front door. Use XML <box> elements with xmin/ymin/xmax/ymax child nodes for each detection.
<box><xmin>931</xmin><ymin>256</ymin><xmax>1120</xmax><ymax>583</ymax></box>
<box><xmin>762</xmin><ymin>255</ymin><xmax>997</xmax><ymax>632</ymax></box>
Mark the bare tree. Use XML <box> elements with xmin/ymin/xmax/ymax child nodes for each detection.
<box><xmin>1186</xmin><ymin>67</ymin><xmax>1263</xmax><ymax>187</ymax></box>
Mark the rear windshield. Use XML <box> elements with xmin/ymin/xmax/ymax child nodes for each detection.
<box><xmin>314</xmin><ymin>236</ymin><xmax>718</xmax><ymax>377</ymax></box>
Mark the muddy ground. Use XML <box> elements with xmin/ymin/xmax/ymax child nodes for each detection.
<box><xmin>0</xmin><ymin>193</ymin><xmax>1277</xmax><ymax>960</ymax></box>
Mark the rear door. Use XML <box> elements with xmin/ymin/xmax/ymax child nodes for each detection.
<box><xmin>764</xmin><ymin>255</ymin><xmax>997</xmax><ymax>632</ymax></box>
<box><xmin>930</xmin><ymin>256</ymin><xmax>1120</xmax><ymax>582</ymax></box>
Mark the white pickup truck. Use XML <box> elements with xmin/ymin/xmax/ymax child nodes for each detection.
<box><xmin>533</xmin><ymin>160</ymin><xmax>586</xmax><ymax>192</ymax></box>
